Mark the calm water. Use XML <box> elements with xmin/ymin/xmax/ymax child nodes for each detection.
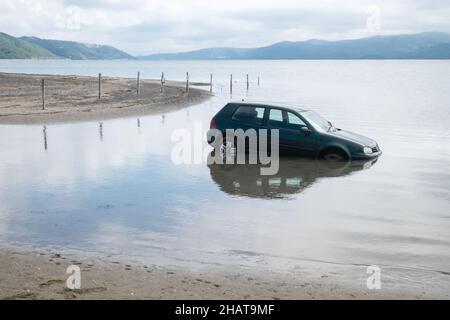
<box><xmin>0</xmin><ymin>60</ymin><xmax>449</xmax><ymax>292</ymax></box>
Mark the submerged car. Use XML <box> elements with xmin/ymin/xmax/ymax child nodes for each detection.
<box><xmin>208</xmin><ymin>102</ymin><xmax>382</xmax><ymax>161</ymax></box>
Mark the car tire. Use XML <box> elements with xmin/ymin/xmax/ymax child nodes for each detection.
<box><xmin>320</xmin><ymin>148</ymin><xmax>349</xmax><ymax>162</ymax></box>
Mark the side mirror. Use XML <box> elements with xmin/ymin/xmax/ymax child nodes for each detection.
<box><xmin>301</xmin><ymin>126</ymin><xmax>311</xmax><ymax>135</ymax></box>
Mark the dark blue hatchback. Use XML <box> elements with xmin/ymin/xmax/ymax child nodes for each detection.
<box><xmin>209</xmin><ymin>102</ymin><xmax>382</xmax><ymax>161</ymax></box>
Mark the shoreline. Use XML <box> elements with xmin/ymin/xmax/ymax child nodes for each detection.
<box><xmin>0</xmin><ymin>72</ymin><xmax>212</xmax><ymax>125</ymax></box>
<box><xmin>1</xmin><ymin>246</ymin><xmax>446</xmax><ymax>300</ymax></box>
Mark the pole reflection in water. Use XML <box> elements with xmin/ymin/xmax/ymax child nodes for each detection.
<box><xmin>99</xmin><ymin>122</ymin><xmax>103</xmax><ymax>142</ymax></box>
<box><xmin>42</xmin><ymin>125</ymin><xmax>48</xmax><ymax>151</ymax></box>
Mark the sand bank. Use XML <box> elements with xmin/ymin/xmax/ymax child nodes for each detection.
<box><xmin>1</xmin><ymin>247</ymin><xmax>445</xmax><ymax>300</ymax></box>
<box><xmin>0</xmin><ymin>72</ymin><xmax>211</xmax><ymax>125</ymax></box>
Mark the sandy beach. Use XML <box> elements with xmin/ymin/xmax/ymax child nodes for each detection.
<box><xmin>0</xmin><ymin>72</ymin><xmax>211</xmax><ymax>124</ymax></box>
<box><xmin>1</xmin><ymin>247</ymin><xmax>446</xmax><ymax>300</ymax></box>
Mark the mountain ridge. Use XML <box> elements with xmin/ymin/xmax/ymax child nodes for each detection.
<box><xmin>1</xmin><ymin>31</ymin><xmax>450</xmax><ymax>60</ymax></box>
<box><xmin>138</xmin><ymin>32</ymin><xmax>450</xmax><ymax>60</ymax></box>
<box><xmin>20</xmin><ymin>36</ymin><xmax>132</xmax><ymax>60</ymax></box>
<box><xmin>0</xmin><ymin>32</ymin><xmax>56</xmax><ymax>59</ymax></box>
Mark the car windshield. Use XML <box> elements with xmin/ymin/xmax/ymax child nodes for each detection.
<box><xmin>301</xmin><ymin>111</ymin><xmax>332</xmax><ymax>132</ymax></box>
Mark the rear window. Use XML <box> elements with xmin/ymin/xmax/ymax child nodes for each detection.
<box><xmin>232</xmin><ymin>106</ymin><xmax>265</xmax><ymax>125</ymax></box>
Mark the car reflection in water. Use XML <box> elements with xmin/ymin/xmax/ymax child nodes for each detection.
<box><xmin>208</xmin><ymin>155</ymin><xmax>378</xmax><ymax>199</ymax></box>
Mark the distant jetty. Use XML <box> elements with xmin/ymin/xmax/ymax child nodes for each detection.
<box><xmin>0</xmin><ymin>72</ymin><xmax>211</xmax><ymax>124</ymax></box>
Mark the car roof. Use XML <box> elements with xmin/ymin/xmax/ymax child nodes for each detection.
<box><xmin>229</xmin><ymin>101</ymin><xmax>309</xmax><ymax>113</ymax></box>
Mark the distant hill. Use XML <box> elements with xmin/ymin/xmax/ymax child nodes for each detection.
<box><xmin>0</xmin><ymin>32</ymin><xmax>132</xmax><ymax>60</ymax></box>
<box><xmin>139</xmin><ymin>32</ymin><xmax>450</xmax><ymax>60</ymax></box>
<box><xmin>416</xmin><ymin>42</ymin><xmax>450</xmax><ymax>59</ymax></box>
<box><xmin>144</xmin><ymin>47</ymin><xmax>250</xmax><ymax>60</ymax></box>
<box><xmin>0</xmin><ymin>32</ymin><xmax>56</xmax><ymax>59</ymax></box>
<box><xmin>20</xmin><ymin>36</ymin><xmax>133</xmax><ymax>60</ymax></box>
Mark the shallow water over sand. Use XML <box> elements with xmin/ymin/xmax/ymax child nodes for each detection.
<box><xmin>0</xmin><ymin>60</ymin><xmax>449</xmax><ymax>293</ymax></box>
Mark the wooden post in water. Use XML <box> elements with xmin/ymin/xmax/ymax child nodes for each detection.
<box><xmin>186</xmin><ymin>72</ymin><xmax>189</xmax><ymax>93</ymax></box>
<box><xmin>230</xmin><ymin>74</ymin><xmax>233</xmax><ymax>94</ymax></box>
<box><xmin>246</xmin><ymin>74</ymin><xmax>249</xmax><ymax>91</ymax></box>
<box><xmin>137</xmin><ymin>72</ymin><xmax>140</xmax><ymax>96</ymax></box>
<box><xmin>41</xmin><ymin>79</ymin><xmax>46</xmax><ymax>110</ymax></box>
<box><xmin>210</xmin><ymin>74</ymin><xmax>213</xmax><ymax>93</ymax></box>
<box><xmin>160</xmin><ymin>72</ymin><xmax>165</xmax><ymax>93</ymax></box>
<box><xmin>98</xmin><ymin>73</ymin><xmax>102</xmax><ymax>99</ymax></box>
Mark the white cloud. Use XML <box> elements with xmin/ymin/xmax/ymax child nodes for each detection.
<box><xmin>1</xmin><ymin>0</ymin><xmax>450</xmax><ymax>55</ymax></box>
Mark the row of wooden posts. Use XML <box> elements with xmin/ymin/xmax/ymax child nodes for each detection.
<box><xmin>40</xmin><ymin>72</ymin><xmax>260</xmax><ymax>110</ymax></box>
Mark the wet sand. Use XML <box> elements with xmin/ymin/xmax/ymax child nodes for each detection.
<box><xmin>0</xmin><ymin>247</ymin><xmax>444</xmax><ymax>300</ymax></box>
<box><xmin>0</xmin><ymin>73</ymin><xmax>211</xmax><ymax>124</ymax></box>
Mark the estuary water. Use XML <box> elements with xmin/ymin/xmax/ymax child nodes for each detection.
<box><xmin>0</xmin><ymin>60</ymin><xmax>449</xmax><ymax>294</ymax></box>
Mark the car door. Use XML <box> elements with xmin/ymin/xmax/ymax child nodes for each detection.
<box><xmin>267</xmin><ymin>109</ymin><xmax>318</xmax><ymax>156</ymax></box>
<box><xmin>267</xmin><ymin>108</ymin><xmax>291</xmax><ymax>154</ymax></box>
<box><xmin>284</xmin><ymin>111</ymin><xmax>320</xmax><ymax>156</ymax></box>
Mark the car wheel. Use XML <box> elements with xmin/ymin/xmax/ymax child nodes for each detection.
<box><xmin>320</xmin><ymin>148</ymin><xmax>348</xmax><ymax>162</ymax></box>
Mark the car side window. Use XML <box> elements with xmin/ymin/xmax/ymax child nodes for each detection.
<box><xmin>254</xmin><ymin>107</ymin><xmax>265</xmax><ymax>120</ymax></box>
<box><xmin>232</xmin><ymin>106</ymin><xmax>265</xmax><ymax>125</ymax></box>
<box><xmin>287</xmin><ymin>112</ymin><xmax>307</xmax><ymax>127</ymax></box>
<box><xmin>269</xmin><ymin>109</ymin><xmax>284</xmax><ymax>123</ymax></box>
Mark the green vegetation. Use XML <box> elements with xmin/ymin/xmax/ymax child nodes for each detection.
<box><xmin>21</xmin><ymin>37</ymin><xmax>132</xmax><ymax>60</ymax></box>
<box><xmin>0</xmin><ymin>32</ymin><xmax>56</xmax><ymax>59</ymax></box>
<box><xmin>0</xmin><ymin>32</ymin><xmax>132</xmax><ymax>60</ymax></box>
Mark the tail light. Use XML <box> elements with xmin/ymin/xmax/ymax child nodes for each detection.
<box><xmin>210</xmin><ymin>118</ymin><xmax>217</xmax><ymax>129</ymax></box>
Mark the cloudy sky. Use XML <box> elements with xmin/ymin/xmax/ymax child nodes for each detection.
<box><xmin>1</xmin><ymin>0</ymin><xmax>450</xmax><ymax>55</ymax></box>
